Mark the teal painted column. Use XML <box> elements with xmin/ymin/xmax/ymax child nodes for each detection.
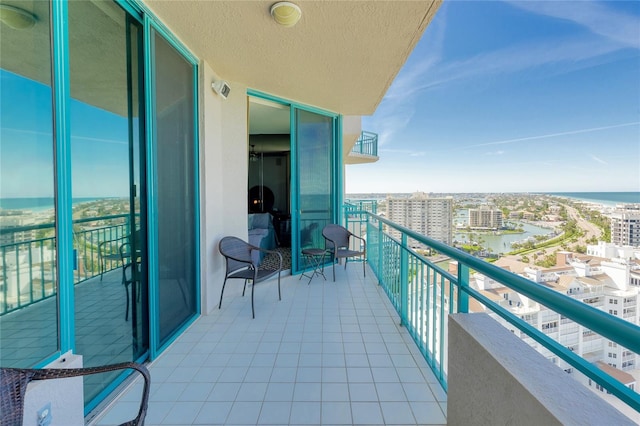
<box><xmin>400</xmin><ymin>234</ymin><xmax>408</xmax><ymax>326</ymax></box>
<box><xmin>52</xmin><ymin>0</ymin><xmax>74</xmax><ymax>354</ymax></box>
<box><xmin>377</xmin><ymin>220</ymin><xmax>383</xmax><ymax>284</ymax></box>
<box><xmin>457</xmin><ymin>263</ymin><xmax>470</xmax><ymax>313</ymax></box>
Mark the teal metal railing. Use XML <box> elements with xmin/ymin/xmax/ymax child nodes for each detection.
<box><xmin>350</xmin><ymin>131</ymin><xmax>378</xmax><ymax>157</ymax></box>
<box><xmin>0</xmin><ymin>214</ymin><xmax>130</xmax><ymax>315</ymax></box>
<box><xmin>342</xmin><ymin>203</ymin><xmax>640</xmax><ymax>414</ymax></box>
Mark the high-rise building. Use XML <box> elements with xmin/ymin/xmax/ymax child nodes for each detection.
<box><xmin>610</xmin><ymin>204</ymin><xmax>640</xmax><ymax>247</ymax></box>
<box><xmin>469</xmin><ymin>206</ymin><xmax>503</xmax><ymax>230</ymax></box>
<box><xmin>386</xmin><ymin>192</ymin><xmax>453</xmax><ymax>247</ymax></box>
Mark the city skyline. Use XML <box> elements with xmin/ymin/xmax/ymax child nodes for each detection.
<box><xmin>347</xmin><ymin>0</ymin><xmax>640</xmax><ymax>194</ymax></box>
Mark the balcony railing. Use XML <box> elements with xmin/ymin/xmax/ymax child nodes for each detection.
<box><xmin>350</xmin><ymin>131</ymin><xmax>378</xmax><ymax>157</ymax></box>
<box><xmin>0</xmin><ymin>214</ymin><xmax>130</xmax><ymax>314</ymax></box>
<box><xmin>342</xmin><ymin>203</ymin><xmax>640</xmax><ymax>414</ymax></box>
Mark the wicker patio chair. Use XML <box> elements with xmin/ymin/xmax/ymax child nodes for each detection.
<box><xmin>322</xmin><ymin>224</ymin><xmax>366</xmax><ymax>281</ymax></box>
<box><xmin>0</xmin><ymin>361</ymin><xmax>150</xmax><ymax>426</ymax></box>
<box><xmin>98</xmin><ymin>235</ymin><xmax>126</xmax><ymax>280</ymax></box>
<box><xmin>218</xmin><ymin>236</ymin><xmax>282</xmax><ymax>318</ymax></box>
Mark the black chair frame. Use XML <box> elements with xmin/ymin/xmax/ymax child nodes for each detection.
<box><xmin>0</xmin><ymin>362</ymin><xmax>150</xmax><ymax>426</ymax></box>
<box><xmin>322</xmin><ymin>224</ymin><xmax>366</xmax><ymax>281</ymax></box>
<box><xmin>218</xmin><ymin>236</ymin><xmax>282</xmax><ymax>318</ymax></box>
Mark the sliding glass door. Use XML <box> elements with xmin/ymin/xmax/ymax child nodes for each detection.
<box><xmin>292</xmin><ymin>109</ymin><xmax>338</xmax><ymax>273</ymax></box>
<box><xmin>68</xmin><ymin>0</ymin><xmax>147</xmax><ymax>403</ymax></box>
<box><xmin>150</xmin><ymin>29</ymin><xmax>198</xmax><ymax>349</ymax></box>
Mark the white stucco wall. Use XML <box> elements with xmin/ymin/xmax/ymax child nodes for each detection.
<box><xmin>199</xmin><ymin>60</ymin><xmax>250</xmax><ymax>314</ymax></box>
<box><xmin>448</xmin><ymin>313</ymin><xmax>635</xmax><ymax>426</ymax></box>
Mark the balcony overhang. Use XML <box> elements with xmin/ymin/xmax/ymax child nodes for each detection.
<box><xmin>1</xmin><ymin>1</ymin><xmax>440</xmax><ymax>119</ymax></box>
<box><xmin>145</xmin><ymin>0</ymin><xmax>442</xmax><ymax>115</ymax></box>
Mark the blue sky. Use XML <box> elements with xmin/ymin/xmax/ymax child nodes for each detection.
<box><xmin>1</xmin><ymin>70</ymin><xmax>131</xmax><ymax>198</ymax></box>
<box><xmin>346</xmin><ymin>0</ymin><xmax>640</xmax><ymax>194</ymax></box>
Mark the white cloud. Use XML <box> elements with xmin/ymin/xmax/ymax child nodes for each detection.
<box><xmin>467</xmin><ymin>122</ymin><xmax>640</xmax><ymax>148</ymax></box>
<box><xmin>485</xmin><ymin>150</ymin><xmax>505</xmax><ymax>156</ymax></box>
<box><xmin>590</xmin><ymin>154</ymin><xmax>608</xmax><ymax>165</ymax></box>
<box><xmin>504</xmin><ymin>0</ymin><xmax>640</xmax><ymax>49</ymax></box>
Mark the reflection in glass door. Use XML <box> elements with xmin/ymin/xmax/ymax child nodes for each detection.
<box><xmin>0</xmin><ymin>1</ymin><xmax>58</xmax><ymax>368</ymax></box>
<box><xmin>293</xmin><ymin>109</ymin><xmax>336</xmax><ymax>273</ymax></box>
<box><xmin>69</xmin><ymin>0</ymin><xmax>147</xmax><ymax>404</ymax></box>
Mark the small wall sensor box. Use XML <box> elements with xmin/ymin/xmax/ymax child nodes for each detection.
<box><xmin>212</xmin><ymin>80</ymin><xmax>230</xmax><ymax>99</ymax></box>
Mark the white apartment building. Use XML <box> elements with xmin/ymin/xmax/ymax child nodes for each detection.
<box><xmin>610</xmin><ymin>204</ymin><xmax>640</xmax><ymax>247</ymax></box>
<box><xmin>468</xmin><ymin>206</ymin><xmax>503</xmax><ymax>230</ymax></box>
<box><xmin>386</xmin><ymin>192</ymin><xmax>453</xmax><ymax>248</ymax></box>
<box><xmin>587</xmin><ymin>241</ymin><xmax>640</xmax><ymax>260</ymax></box>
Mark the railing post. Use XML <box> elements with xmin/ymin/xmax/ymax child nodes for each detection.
<box><xmin>400</xmin><ymin>233</ymin><xmax>408</xmax><ymax>326</ymax></box>
<box><xmin>457</xmin><ymin>263</ymin><xmax>469</xmax><ymax>313</ymax></box>
<box><xmin>378</xmin><ymin>219</ymin><xmax>383</xmax><ymax>285</ymax></box>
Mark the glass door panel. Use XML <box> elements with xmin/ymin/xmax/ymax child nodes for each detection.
<box><xmin>152</xmin><ymin>31</ymin><xmax>197</xmax><ymax>347</ymax></box>
<box><xmin>293</xmin><ymin>109</ymin><xmax>335</xmax><ymax>273</ymax></box>
<box><xmin>69</xmin><ymin>0</ymin><xmax>147</xmax><ymax>404</ymax></box>
<box><xmin>0</xmin><ymin>1</ymin><xmax>58</xmax><ymax>367</ymax></box>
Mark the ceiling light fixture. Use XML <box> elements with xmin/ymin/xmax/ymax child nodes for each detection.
<box><xmin>0</xmin><ymin>4</ymin><xmax>37</xmax><ymax>30</ymax></box>
<box><xmin>270</xmin><ymin>2</ymin><xmax>301</xmax><ymax>27</ymax></box>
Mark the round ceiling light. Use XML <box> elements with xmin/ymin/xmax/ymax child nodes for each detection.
<box><xmin>0</xmin><ymin>4</ymin><xmax>37</xmax><ymax>30</ymax></box>
<box><xmin>270</xmin><ymin>2</ymin><xmax>301</xmax><ymax>27</ymax></box>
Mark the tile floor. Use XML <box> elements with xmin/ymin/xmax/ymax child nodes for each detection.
<box><xmin>93</xmin><ymin>264</ymin><xmax>447</xmax><ymax>425</ymax></box>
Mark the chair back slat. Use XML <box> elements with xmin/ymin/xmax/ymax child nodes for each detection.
<box><xmin>322</xmin><ymin>224</ymin><xmax>350</xmax><ymax>250</ymax></box>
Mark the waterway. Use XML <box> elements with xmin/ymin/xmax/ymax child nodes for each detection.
<box><xmin>454</xmin><ymin>209</ymin><xmax>554</xmax><ymax>255</ymax></box>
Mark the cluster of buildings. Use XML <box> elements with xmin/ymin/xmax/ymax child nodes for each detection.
<box><xmin>469</xmin><ymin>243</ymin><xmax>639</xmax><ymax>410</ymax></box>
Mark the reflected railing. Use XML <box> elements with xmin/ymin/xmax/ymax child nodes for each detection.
<box><xmin>342</xmin><ymin>202</ymin><xmax>640</xmax><ymax>415</ymax></box>
<box><xmin>0</xmin><ymin>214</ymin><xmax>130</xmax><ymax>314</ymax></box>
<box><xmin>350</xmin><ymin>131</ymin><xmax>378</xmax><ymax>157</ymax></box>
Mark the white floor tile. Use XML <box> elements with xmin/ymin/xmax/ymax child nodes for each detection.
<box><xmin>95</xmin><ymin>271</ymin><xmax>448</xmax><ymax>425</ymax></box>
<box><xmin>320</xmin><ymin>401</ymin><xmax>352</xmax><ymax>425</ymax></box>
<box><xmin>259</xmin><ymin>401</ymin><xmax>291</xmax><ymax>424</ymax></box>
<box><xmin>351</xmin><ymin>402</ymin><xmax>384</xmax><ymax>424</ymax></box>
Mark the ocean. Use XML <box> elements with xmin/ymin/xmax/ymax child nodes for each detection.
<box><xmin>546</xmin><ymin>192</ymin><xmax>640</xmax><ymax>206</ymax></box>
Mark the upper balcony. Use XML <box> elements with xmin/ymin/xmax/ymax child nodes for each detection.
<box><xmin>346</xmin><ymin>131</ymin><xmax>379</xmax><ymax>165</ymax></box>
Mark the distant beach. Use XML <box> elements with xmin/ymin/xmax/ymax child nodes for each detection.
<box><xmin>546</xmin><ymin>192</ymin><xmax>640</xmax><ymax>207</ymax></box>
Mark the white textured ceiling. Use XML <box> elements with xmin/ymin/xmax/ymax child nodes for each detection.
<box><xmin>145</xmin><ymin>0</ymin><xmax>441</xmax><ymax>115</ymax></box>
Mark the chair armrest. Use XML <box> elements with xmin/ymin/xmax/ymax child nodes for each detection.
<box><xmin>1</xmin><ymin>362</ymin><xmax>150</xmax><ymax>426</ymax></box>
